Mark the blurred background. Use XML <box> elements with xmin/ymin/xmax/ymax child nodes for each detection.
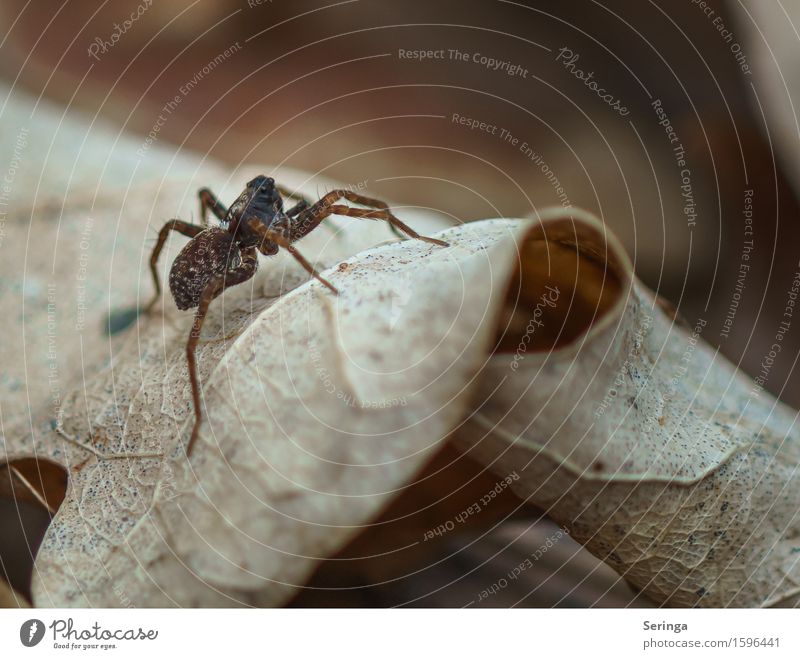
<box><xmin>1</xmin><ymin>0</ymin><xmax>799</xmax><ymax>607</ymax></box>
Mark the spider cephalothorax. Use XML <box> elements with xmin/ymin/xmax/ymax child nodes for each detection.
<box><xmin>145</xmin><ymin>176</ymin><xmax>448</xmax><ymax>455</ymax></box>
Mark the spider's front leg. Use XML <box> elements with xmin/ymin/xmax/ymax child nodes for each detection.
<box><xmin>275</xmin><ymin>184</ymin><xmax>312</xmax><ymax>210</ymax></box>
<box><xmin>198</xmin><ymin>187</ymin><xmax>228</xmax><ymax>227</ymax></box>
<box><xmin>279</xmin><ymin>187</ymin><xmax>339</xmax><ymax>237</ymax></box>
<box><xmin>145</xmin><ymin>220</ymin><xmax>204</xmax><ymax>313</ymax></box>
<box><xmin>185</xmin><ymin>247</ymin><xmax>258</xmax><ymax>456</ymax></box>
<box><xmin>247</xmin><ymin>219</ymin><xmax>339</xmax><ymax>295</ymax></box>
<box><xmin>293</xmin><ymin>190</ymin><xmax>450</xmax><ymax>246</ymax></box>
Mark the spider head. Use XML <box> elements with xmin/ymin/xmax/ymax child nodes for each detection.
<box><xmin>246</xmin><ymin>175</ymin><xmax>283</xmax><ymax>214</ymax></box>
<box><xmin>246</xmin><ymin>175</ymin><xmax>274</xmax><ymax>192</ymax></box>
<box><xmin>227</xmin><ymin>175</ymin><xmax>286</xmax><ymax>244</ymax></box>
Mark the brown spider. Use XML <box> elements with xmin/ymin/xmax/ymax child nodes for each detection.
<box><xmin>145</xmin><ymin>176</ymin><xmax>448</xmax><ymax>455</ymax></box>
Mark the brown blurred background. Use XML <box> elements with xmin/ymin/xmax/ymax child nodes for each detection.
<box><xmin>1</xmin><ymin>0</ymin><xmax>799</xmax><ymax>607</ymax></box>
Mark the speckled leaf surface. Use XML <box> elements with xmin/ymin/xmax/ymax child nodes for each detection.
<box><xmin>4</xmin><ymin>82</ymin><xmax>800</xmax><ymax>608</ymax></box>
<box><xmin>1</xmin><ymin>83</ymin><xmax>467</xmax><ymax>606</ymax></box>
<box><xmin>6</xmin><ymin>218</ymin><xmax>523</xmax><ymax>606</ymax></box>
<box><xmin>455</xmin><ymin>207</ymin><xmax>800</xmax><ymax>607</ymax></box>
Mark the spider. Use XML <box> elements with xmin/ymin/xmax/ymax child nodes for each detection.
<box><xmin>145</xmin><ymin>175</ymin><xmax>449</xmax><ymax>456</ymax></box>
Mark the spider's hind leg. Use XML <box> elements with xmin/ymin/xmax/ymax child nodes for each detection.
<box><xmin>185</xmin><ymin>246</ymin><xmax>258</xmax><ymax>456</ymax></box>
<box><xmin>145</xmin><ymin>219</ymin><xmax>205</xmax><ymax>314</ymax></box>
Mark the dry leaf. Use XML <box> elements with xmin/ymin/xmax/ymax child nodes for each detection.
<box><xmin>3</xmin><ymin>219</ymin><xmax>519</xmax><ymax>606</ymax></box>
<box><xmin>455</xmin><ymin>207</ymin><xmax>800</xmax><ymax>607</ymax></box>
<box><xmin>4</xmin><ymin>82</ymin><xmax>799</xmax><ymax>608</ymax></box>
<box><xmin>0</xmin><ymin>82</ymin><xmax>454</xmax><ymax>605</ymax></box>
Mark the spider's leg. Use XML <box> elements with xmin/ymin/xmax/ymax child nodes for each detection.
<box><xmin>293</xmin><ymin>189</ymin><xmax>449</xmax><ymax>246</ymax></box>
<box><xmin>286</xmin><ymin>199</ymin><xmax>339</xmax><ymax>238</ymax></box>
<box><xmin>285</xmin><ymin>199</ymin><xmax>309</xmax><ymax>218</ymax></box>
<box><xmin>276</xmin><ymin>184</ymin><xmax>313</xmax><ymax>209</ymax></box>
<box><xmin>269</xmin><ymin>183</ymin><xmax>334</xmax><ymax>233</ymax></box>
<box><xmin>198</xmin><ymin>187</ymin><xmax>228</xmax><ymax>227</ymax></box>
<box><xmin>145</xmin><ymin>220</ymin><xmax>204</xmax><ymax>314</ymax></box>
<box><xmin>185</xmin><ymin>247</ymin><xmax>258</xmax><ymax>456</ymax></box>
<box><xmin>247</xmin><ymin>219</ymin><xmax>339</xmax><ymax>294</ymax></box>
<box><xmin>328</xmin><ymin>190</ymin><xmax>405</xmax><ymax>240</ymax></box>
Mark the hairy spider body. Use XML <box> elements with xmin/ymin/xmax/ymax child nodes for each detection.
<box><xmin>146</xmin><ymin>175</ymin><xmax>448</xmax><ymax>455</ymax></box>
<box><xmin>168</xmin><ymin>228</ymin><xmax>241</xmax><ymax>310</ymax></box>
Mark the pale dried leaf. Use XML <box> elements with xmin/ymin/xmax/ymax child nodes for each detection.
<box><xmin>5</xmin><ymin>219</ymin><xmax>520</xmax><ymax>606</ymax></box>
<box><xmin>4</xmin><ymin>82</ymin><xmax>798</xmax><ymax>608</ymax></box>
<box><xmin>455</xmin><ymin>207</ymin><xmax>800</xmax><ymax>607</ymax></box>
<box><xmin>1</xmin><ymin>83</ymin><xmax>458</xmax><ymax>606</ymax></box>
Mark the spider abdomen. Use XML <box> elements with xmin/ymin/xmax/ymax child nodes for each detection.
<box><xmin>168</xmin><ymin>228</ymin><xmax>241</xmax><ymax>310</ymax></box>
